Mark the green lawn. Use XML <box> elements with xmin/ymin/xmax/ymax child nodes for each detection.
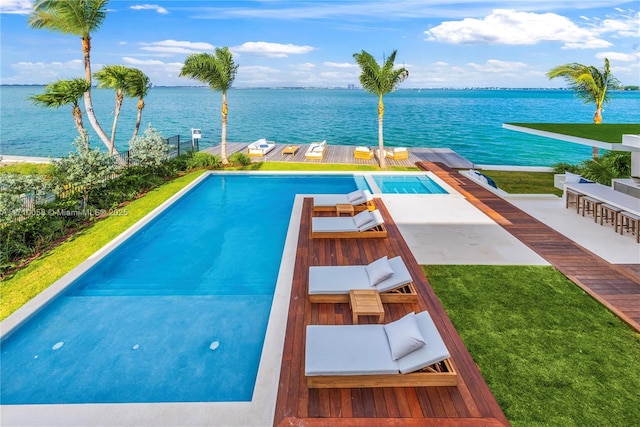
<box><xmin>0</xmin><ymin>170</ymin><xmax>207</xmax><ymax>320</ymax></box>
<box><xmin>0</xmin><ymin>162</ymin><xmax>52</xmax><ymax>175</ymax></box>
<box><xmin>481</xmin><ymin>170</ymin><xmax>562</xmax><ymax>196</ymax></box>
<box><xmin>505</xmin><ymin>123</ymin><xmax>640</xmax><ymax>143</ymax></box>
<box><xmin>425</xmin><ymin>265</ymin><xmax>640</xmax><ymax>427</ymax></box>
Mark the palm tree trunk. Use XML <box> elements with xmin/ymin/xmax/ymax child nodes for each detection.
<box><xmin>378</xmin><ymin>96</ymin><xmax>386</xmax><ymax>169</ymax></box>
<box><xmin>71</xmin><ymin>104</ymin><xmax>88</xmax><ymax>148</ymax></box>
<box><xmin>221</xmin><ymin>92</ymin><xmax>229</xmax><ymax>165</ymax></box>
<box><xmin>593</xmin><ymin>108</ymin><xmax>603</xmax><ymax>124</ymax></box>
<box><xmin>109</xmin><ymin>91</ymin><xmax>124</xmax><ymax>155</ymax></box>
<box><xmin>81</xmin><ymin>37</ymin><xmax>117</xmax><ymax>154</ymax></box>
<box><xmin>130</xmin><ymin>98</ymin><xmax>145</xmax><ymax>147</ymax></box>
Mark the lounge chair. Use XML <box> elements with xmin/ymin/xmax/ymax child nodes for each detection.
<box><xmin>305</xmin><ymin>140</ymin><xmax>327</xmax><ymax>160</ymax></box>
<box><xmin>246</xmin><ymin>138</ymin><xmax>276</xmax><ymax>157</ymax></box>
<box><xmin>309</xmin><ymin>256</ymin><xmax>417</xmax><ymax>303</ymax></box>
<box><xmin>313</xmin><ymin>189</ymin><xmax>374</xmax><ymax>212</ymax></box>
<box><xmin>311</xmin><ymin>209</ymin><xmax>386</xmax><ymax>239</ymax></box>
<box><xmin>305</xmin><ymin>311</ymin><xmax>457</xmax><ymax>388</ymax></box>
<box><xmin>384</xmin><ymin>147</ymin><xmax>409</xmax><ymax>160</ymax></box>
<box><xmin>354</xmin><ymin>146</ymin><xmax>374</xmax><ymax>160</ymax></box>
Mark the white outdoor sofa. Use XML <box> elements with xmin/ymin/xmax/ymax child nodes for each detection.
<box><xmin>246</xmin><ymin>138</ymin><xmax>276</xmax><ymax>157</ymax></box>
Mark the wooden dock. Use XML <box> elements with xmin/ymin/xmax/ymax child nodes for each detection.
<box><xmin>273</xmin><ymin>199</ymin><xmax>510</xmax><ymax>426</ymax></box>
<box><xmin>203</xmin><ymin>143</ymin><xmax>474</xmax><ymax>169</ymax></box>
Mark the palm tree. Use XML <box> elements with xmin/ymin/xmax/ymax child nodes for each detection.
<box><xmin>28</xmin><ymin>0</ymin><xmax>115</xmax><ymax>153</ymax></box>
<box><xmin>125</xmin><ymin>68</ymin><xmax>152</xmax><ymax>146</ymax></box>
<box><xmin>547</xmin><ymin>58</ymin><xmax>620</xmax><ymax>157</ymax></box>
<box><xmin>179</xmin><ymin>47</ymin><xmax>238</xmax><ymax>164</ymax></box>
<box><xmin>29</xmin><ymin>78</ymin><xmax>91</xmax><ymax>147</ymax></box>
<box><xmin>94</xmin><ymin>65</ymin><xmax>132</xmax><ymax>154</ymax></box>
<box><xmin>353</xmin><ymin>50</ymin><xmax>408</xmax><ymax>168</ymax></box>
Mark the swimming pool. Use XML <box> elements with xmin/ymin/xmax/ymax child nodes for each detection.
<box><xmin>0</xmin><ymin>174</ymin><xmax>360</xmax><ymax>404</ymax></box>
<box><xmin>372</xmin><ymin>175</ymin><xmax>448</xmax><ymax>194</ymax></box>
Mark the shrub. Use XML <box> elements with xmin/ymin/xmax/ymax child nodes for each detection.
<box><xmin>228</xmin><ymin>152</ymin><xmax>251</xmax><ymax>166</ymax></box>
<box><xmin>130</xmin><ymin>125</ymin><xmax>170</xmax><ymax>170</ymax></box>
<box><xmin>186</xmin><ymin>152</ymin><xmax>223</xmax><ymax>169</ymax></box>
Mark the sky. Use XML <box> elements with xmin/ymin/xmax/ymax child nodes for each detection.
<box><xmin>0</xmin><ymin>0</ymin><xmax>639</xmax><ymax>88</ymax></box>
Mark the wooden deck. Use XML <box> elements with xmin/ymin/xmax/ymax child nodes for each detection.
<box><xmin>418</xmin><ymin>162</ymin><xmax>640</xmax><ymax>333</ymax></box>
<box><xmin>273</xmin><ymin>198</ymin><xmax>510</xmax><ymax>426</ymax></box>
<box><xmin>203</xmin><ymin>143</ymin><xmax>474</xmax><ymax>169</ymax></box>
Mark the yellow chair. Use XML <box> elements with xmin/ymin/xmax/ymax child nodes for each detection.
<box><xmin>385</xmin><ymin>147</ymin><xmax>409</xmax><ymax>160</ymax></box>
<box><xmin>353</xmin><ymin>146</ymin><xmax>374</xmax><ymax>160</ymax></box>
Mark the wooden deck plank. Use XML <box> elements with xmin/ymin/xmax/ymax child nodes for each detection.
<box><xmin>418</xmin><ymin>161</ymin><xmax>640</xmax><ymax>333</ymax></box>
<box><xmin>273</xmin><ymin>198</ymin><xmax>510</xmax><ymax>426</ymax></box>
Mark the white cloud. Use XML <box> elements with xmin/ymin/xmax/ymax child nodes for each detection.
<box><xmin>139</xmin><ymin>40</ymin><xmax>214</xmax><ymax>55</ymax></box>
<box><xmin>130</xmin><ymin>4</ymin><xmax>169</xmax><ymax>15</ymax></box>
<box><xmin>598</xmin><ymin>12</ymin><xmax>640</xmax><ymax>38</ymax></box>
<box><xmin>596</xmin><ymin>51</ymin><xmax>640</xmax><ymax>62</ymax></box>
<box><xmin>323</xmin><ymin>62</ymin><xmax>357</xmax><ymax>69</ymax></box>
<box><xmin>1</xmin><ymin>59</ymin><xmax>84</xmax><ymax>84</ymax></box>
<box><xmin>0</xmin><ymin>0</ymin><xmax>32</xmax><ymax>14</ymax></box>
<box><xmin>467</xmin><ymin>59</ymin><xmax>528</xmax><ymax>73</ymax></box>
<box><xmin>425</xmin><ymin>9</ymin><xmax>611</xmax><ymax>49</ymax></box>
<box><xmin>296</xmin><ymin>63</ymin><xmax>316</xmax><ymax>70</ymax></box>
<box><xmin>233</xmin><ymin>42</ymin><xmax>316</xmax><ymax>58</ymax></box>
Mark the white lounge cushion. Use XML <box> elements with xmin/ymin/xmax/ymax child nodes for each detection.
<box><xmin>312</xmin><ymin>216</ymin><xmax>359</xmax><ymax>233</ymax></box>
<box><xmin>365</xmin><ymin>256</ymin><xmax>394</xmax><ymax>286</ymax></box>
<box><xmin>394</xmin><ymin>147</ymin><xmax>407</xmax><ymax>153</ymax></box>
<box><xmin>305</xmin><ymin>311</ymin><xmax>451</xmax><ymax>377</ymax></box>
<box><xmin>384</xmin><ymin>312</ymin><xmax>426</xmax><ymax>360</ymax></box>
<box><xmin>308</xmin><ymin>256</ymin><xmax>412</xmax><ymax>295</ymax></box>
<box><xmin>347</xmin><ymin>189</ymin><xmax>364</xmax><ymax>202</ymax></box>
<box><xmin>353</xmin><ymin>210</ymin><xmax>374</xmax><ymax>228</ymax></box>
<box><xmin>370</xmin><ymin>209</ymin><xmax>384</xmax><ymax>227</ymax></box>
<box><xmin>305</xmin><ymin>325</ymin><xmax>398</xmax><ymax>376</ymax></box>
<box><xmin>312</xmin><ymin>210</ymin><xmax>382</xmax><ymax>233</ymax></box>
<box><xmin>309</xmin><ymin>265</ymin><xmax>371</xmax><ymax>294</ymax></box>
<box><xmin>313</xmin><ymin>190</ymin><xmax>373</xmax><ymax>207</ymax></box>
<box><xmin>397</xmin><ymin>311</ymin><xmax>451</xmax><ymax>374</ymax></box>
<box><xmin>313</xmin><ymin>194</ymin><xmax>350</xmax><ymax>207</ymax></box>
<box><xmin>564</xmin><ymin>171</ymin><xmax>583</xmax><ymax>184</ymax></box>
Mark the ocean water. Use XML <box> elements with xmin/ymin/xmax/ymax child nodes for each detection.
<box><xmin>1</xmin><ymin>86</ymin><xmax>638</xmax><ymax>166</ymax></box>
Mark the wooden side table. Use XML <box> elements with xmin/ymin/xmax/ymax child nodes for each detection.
<box><xmin>349</xmin><ymin>289</ymin><xmax>384</xmax><ymax>324</ymax></box>
<box><xmin>281</xmin><ymin>145</ymin><xmax>299</xmax><ymax>156</ymax></box>
<box><xmin>336</xmin><ymin>203</ymin><xmax>355</xmax><ymax>216</ymax></box>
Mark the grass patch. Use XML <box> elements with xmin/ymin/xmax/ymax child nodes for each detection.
<box><xmin>0</xmin><ymin>170</ymin><xmax>206</xmax><ymax>321</ymax></box>
<box><xmin>480</xmin><ymin>171</ymin><xmax>562</xmax><ymax>196</ymax></box>
<box><xmin>506</xmin><ymin>123</ymin><xmax>640</xmax><ymax>143</ymax></box>
<box><xmin>424</xmin><ymin>265</ymin><xmax>640</xmax><ymax>427</ymax></box>
<box><xmin>0</xmin><ymin>163</ymin><xmax>52</xmax><ymax>175</ymax></box>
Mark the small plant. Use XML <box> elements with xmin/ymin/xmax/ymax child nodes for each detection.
<box><xmin>228</xmin><ymin>152</ymin><xmax>251</xmax><ymax>166</ymax></box>
<box><xmin>186</xmin><ymin>152</ymin><xmax>223</xmax><ymax>169</ymax></box>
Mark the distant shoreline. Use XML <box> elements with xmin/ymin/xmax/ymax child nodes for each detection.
<box><xmin>2</xmin><ymin>84</ymin><xmax>638</xmax><ymax>91</ymax></box>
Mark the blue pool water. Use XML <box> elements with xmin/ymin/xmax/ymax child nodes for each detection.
<box><xmin>373</xmin><ymin>175</ymin><xmax>448</xmax><ymax>194</ymax></box>
<box><xmin>0</xmin><ymin>174</ymin><xmax>359</xmax><ymax>404</ymax></box>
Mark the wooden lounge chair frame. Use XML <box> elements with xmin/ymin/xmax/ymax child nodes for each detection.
<box><xmin>313</xmin><ymin>201</ymin><xmax>374</xmax><ymax>213</ymax></box>
<box><xmin>311</xmin><ymin>223</ymin><xmax>387</xmax><ymax>239</ymax></box>
<box><xmin>307</xmin><ymin>357</ymin><xmax>457</xmax><ymax>388</ymax></box>
<box><xmin>309</xmin><ymin>282</ymin><xmax>418</xmax><ymax>304</ymax></box>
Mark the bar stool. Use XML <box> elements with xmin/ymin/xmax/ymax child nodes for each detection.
<box><xmin>580</xmin><ymin>196</ymin><xmax>601</xmax><ymax>221</ymax></box>
<box><xmin>619</xmin><ymin>211</ymin><xmax>640</xmax><ymax>243</ymax></box>
<box><xmin>598</xmin><ymin>203</ymin><xmax>621</xmax><ymax>230</ymax></box>
<box><xmin>565</xmin><ymin>188</ymin><xmax>584</xmax><ymax>212</ymax></box>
